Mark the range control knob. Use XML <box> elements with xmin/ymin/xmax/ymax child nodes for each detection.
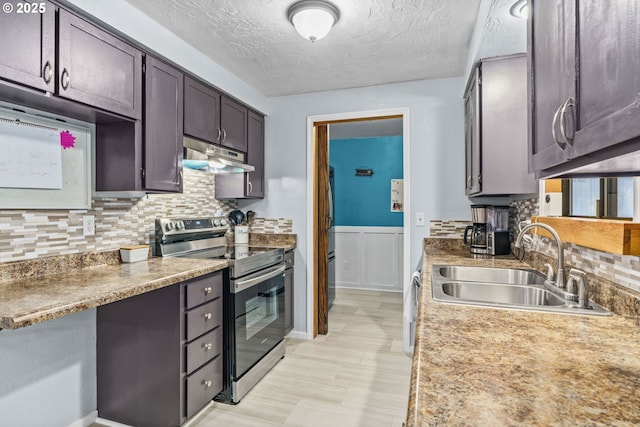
<box><xmin>213</xmin><ymin>219</ymin><xmax>221</xmax><ymax>227</ymax></box>
<box><xmin>219</xmin><ymin>219</ymin><xmax>227</xmax><ymax>226</ymax></box>
<box><xmin>176</xmin><ymin>221</ymin><xmax>185</xmax><ymax>230</ymax></box>
<box><xmin>165</xmin><ymin>222</ymin><xmax>175</xmax><ymax>231</ymax></box>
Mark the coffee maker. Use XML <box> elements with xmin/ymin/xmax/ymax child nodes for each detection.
<box><xmin>464</xmin><ymin>205</ymin><xmax>488</xmax><ymax>254</ymax></box>
<box><xmin>464</xmin><ymin>205</ymin><xmax>511</xmax><ymax>255</ymax></box>
<box><xmin>486</xmin><ymin>205</ymin><xmax>510</xmax><ymax>255</ymax></box>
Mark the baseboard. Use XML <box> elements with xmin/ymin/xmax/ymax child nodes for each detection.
<box><xmin>68</xmin><ymin>411</ymin><xmax>98</xmax><ymax>427</ymax></box>
<box><xmin>94</xmin><ymin>417</ymin><xmax>132</xmax><ymax>427</ymax></box>
<box><xmin>336</xmin><ymin>283</ymin><xmax>402</xmax><ymax>293</ymax></box>
<box><xmin>286</xmin><ymin>330</ymin><xmax>309</xmax><ymax>340</ymax></box>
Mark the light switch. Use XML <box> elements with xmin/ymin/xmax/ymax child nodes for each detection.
<box><xmin>416</xmin><ymin>212</ymin><xmax>425</xmax><ymax>227</ymax></box>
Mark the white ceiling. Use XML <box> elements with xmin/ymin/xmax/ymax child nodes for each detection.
<box><xmin>123</xmin><ymin>0</ymin><xmax>483</xmax><ymax>96</ymax></box>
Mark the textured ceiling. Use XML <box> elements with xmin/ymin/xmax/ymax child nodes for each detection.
<box><xmin>123</xmin><ymin>0</ymin><xmax>482</xmax><ymax>96</ymax></box>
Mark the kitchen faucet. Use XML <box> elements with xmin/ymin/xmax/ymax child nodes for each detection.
<box><xmin>514</xmin><ymin>222</ymin><xmax>581</xmax><ymax>302</ymax></box>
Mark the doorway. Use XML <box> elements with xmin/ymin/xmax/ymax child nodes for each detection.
<box><xmin>306</xmin><ymin>108</ymin><xmax>411</xmax><ymax>338</ymax></box>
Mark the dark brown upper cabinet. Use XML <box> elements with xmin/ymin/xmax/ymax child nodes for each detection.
<box><xmin>464</xmin><ymin>54</ymin><xmax>537</xmax><ymax>196</ymax></box>
<box><xmin>530</xmin><ymin>0</ymin><xmax>640</xmax><ymax>177</ymax></box>
<box><xmin>143</xmin><ymin>56</ymin><xmax>183</xmax><ymax>192</ymax></box>
<box><xmin>246</xmin><ymin>110</ymin><xmax>265</xmax><ymax>197</ymax></box>
<box><xmin>184</xmin><ymin>75</ymin><xmax>221</xmax><ymax>144</ymax></box>
<box><xmin>220</xmin><ymin>96</ymin><xmax>248</xmax><ymax>152</ymax></box>
<box><xmin>58</xmin><ymin>10</ymin><xmax>142</xmax><ymax>120</ymax></box>
<box><xmin>214</xmin><ymin>110</ymin><xmax>265</xmax><ymax>199</ymax></box>
<box><xmin>184</xmin><ymin>76</ymin><xmax>249</xmax><ymax>152</ymax></box>
<box><xmin>95</xmin><ymin>56</ymin><xmax>183</xmax><ymax>193</ymax></box>
<box><xmin>0</xmin><ymin>1</ymin><xmax>56</xmax><ymax>92</ymax></box>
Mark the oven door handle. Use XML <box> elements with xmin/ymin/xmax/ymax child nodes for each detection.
<box><xmin>232</xmin><ymin>264</ymin><xmax>286</xmax><ymax>294</ymax></box>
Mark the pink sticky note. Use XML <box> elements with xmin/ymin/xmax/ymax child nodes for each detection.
<box><xmin>60</xmin><ymin>130</ymin><xmax>76</xmax><ymax>149</ymax></box>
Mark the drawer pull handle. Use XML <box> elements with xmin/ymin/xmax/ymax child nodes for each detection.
<box><xmin>204</xmin><ymin>287</ymin><xmax>212</xmax><ymax>294</ymax></box>
<box><xmin>204</xmin><ymin>343</ymin><xmax>213</xmax><ymax>350</ymax></box>
<box><xmin>61</xmin><ymin>68</ymin><xmax>70</xmax><ymax>90</ymax></box>
<box><xmin>204</xmin><ymin>380</ymin><xmax>212</xmax><ymax>388</ymax></box>
<box><xmin>43</xmin><ymin>61</ymin><xmax>53</xmax><ymax>84</ymax></box>
<box><xmin>204</xmin><ymin>313</ymin><xmax>212</xmax><ymax>320</ymax></box>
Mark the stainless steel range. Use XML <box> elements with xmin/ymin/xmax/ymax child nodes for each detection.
<box><xmin>155</xmin><ymin>217</ymin><xmax>286</xmax><ymax>404</ymax></box>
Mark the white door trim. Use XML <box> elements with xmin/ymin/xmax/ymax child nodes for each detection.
<box><xmin>305</xmin><ymin>107</ymin><xmax>411</xmax><ymax>339</ymax></box>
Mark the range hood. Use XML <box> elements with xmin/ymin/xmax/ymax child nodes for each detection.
<box><xmin>183</xmin><ymin>136</ymin><xmax>255</xmax><ymax>174</ymax></box>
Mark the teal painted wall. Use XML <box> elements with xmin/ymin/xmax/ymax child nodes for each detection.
<box><xmin>330</xmin><ymin>136</ymin><xmax>403</xmax><ymax>227</ymax></box>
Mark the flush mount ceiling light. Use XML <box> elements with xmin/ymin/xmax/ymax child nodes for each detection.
<box><xmin>510</xmin><ymin>0</ymin><xmax>528</xmax><ymax>19</ymax></box>
<box><xmin>287</xmin><ymin>0</ymin><xmax>340</xmax><ymax>42</ymax></box>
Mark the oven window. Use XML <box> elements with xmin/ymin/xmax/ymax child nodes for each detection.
<box><xmin>245</xmin><ymin>284</ymin><xmax>279</xmax><ymax>340</ymax></box>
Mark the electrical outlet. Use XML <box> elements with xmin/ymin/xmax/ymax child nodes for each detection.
<box><xmin>416</xmin><ymin>212</ymin><xmax>425</xmax><ymax>227</ymax></box>
<box><xmin>83</xmin><ymin>215</ymin><xmax>95</xmax><ymax>236</ymax></box>
<box><xmin>343</xmin><ymin>260</ymin><xmax>349</xmax><ymax>270</ymax></box>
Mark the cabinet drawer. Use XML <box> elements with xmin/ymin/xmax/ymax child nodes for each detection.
<box><xmin>186</xmin><ymin>356</ymin><xmax>222</xmax><ymax>419</ymax></box>
<box><xmin>185</xmin><ymin>327</ymin><xmax>222</xmax><ymax>375</ymax></box>
<box><xmin>186</xmin><ymin>272</ymin><xmax>223</xmax><ymax>309</ymax></box>
<box><xmin>186</xmin><ymin>299</ymin><xmax>222</xmax><ymax>341</ymax></box>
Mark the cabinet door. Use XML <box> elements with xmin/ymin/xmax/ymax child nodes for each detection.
<box><xmin>570</xmin><ymin>1</ymin><xmax>640</xmax><ymax>159</ymax></box>
<box><xmin>184</xmin><ymin>76</ymin><xmax>220</xmax><ymax>143</ymax></box>
<box><xmin>246</xmin><ymin>111</ymin><xmax>265</xmax><ymax>198</ymax></box>
<box><xmin>464</xmin><ymin>68</ymin><xmax>480</xmax><ymax>195</ymax></box>
<box><xmin>58</xmin><ymin>10</ymin><xmax>142</xmax><ymax>119</ymax></box>
<box><xmin>220</xmin><ymin>96</ymin><xmax>248</xmax><ymax>152</ymax></box>
<box><xmin>529</xmin><ymin>0</ymin><xmax>576</xmax><ymax>172</ymax></box>
<box><xmin>0</xmin><ymin>1</ymin><xmax>55</xmax><ymax>92</ymax></box>
<box><xmin>144</xmin><ymin>56</ymin><xmax>183</xmax><ymax>192</ymax></box>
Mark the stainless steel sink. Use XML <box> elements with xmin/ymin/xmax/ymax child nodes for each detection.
<box><xmin>441</xmin><ymin>282</ymin><xmax>565</xmax><ymax>306</ymax></box>
<box><xmin>431</xmin><ymin>265</ymin><xmax>610</xmax><ymax>316</ymax></box>
<box><xmin>438</xmin><ymin>265</ymin><xmax>546</xmax><ymax>285</ymax></box>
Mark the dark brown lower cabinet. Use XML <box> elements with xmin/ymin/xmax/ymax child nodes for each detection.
<box><xmin>97</xmin><ymin>271</ymin><xmax>224</xmax><ymax>427</ymax></box>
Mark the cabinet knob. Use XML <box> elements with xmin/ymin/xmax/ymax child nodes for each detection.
<box><xmin>466</xmin><ymin>176</ymin><xmax>472</xmax><ymax>189</ymax></box>
<box><xmin>216</xmin><ymin>128</ymin><xmax>222</xmax><ymax>142</ymax></box>
<box><xmin>204</xmin><ymin>343</ymin><xmax>213</xmax><ymax>350</ymax></box>
<box><xmin>204</xmin><ymin>313</ymin><xmax>212</xmax><ymax>320</ymax></box>
<box><xmin>60</xmin><ymin>68</ymin><xmax>70</xmax><ymax>90</ymax></box>
<box><xmin>43</xmin><ymin>61</ymin><xmax>53</xmax><ymax>84</ymax></box>
<box><xmin>204</xmin><ymin>380</ymin><xmax>212</xmax><ymax>388</ymax></box>
<box><xmin>204</xmin><ymin>287</ymin><xmax>212</xmax><ymax>294</ymax></box>
<box><xmin>221</xmin><ymin>128</ymin><xmax>227</xmax><ymax>142</ymax></box>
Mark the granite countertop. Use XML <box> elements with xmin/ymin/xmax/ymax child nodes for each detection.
<box><xmin>248</xmin><ymin>233</ymin><xmax>297</xmax><ymax>251</ymax></box>
<box><xmin>406</xmin><ymin>239</ymin><xmax>640</xmax><ymax>426</ymax></box>
<box><xmin>0</xmin><ymin>256</ymin><xmax>228</xmax><ymax>329</ymax></box>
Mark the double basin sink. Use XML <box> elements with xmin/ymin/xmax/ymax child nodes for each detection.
<box><xmin>432</xmin><ymin>265</ymin><xmax>610</xmax><ymax>316</ymax></box>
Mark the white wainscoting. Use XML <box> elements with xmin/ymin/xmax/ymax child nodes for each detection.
<box><xmin>335</xmin><ymin>226</ymin><xmax>403</xmax><ymax>292</ymax></box>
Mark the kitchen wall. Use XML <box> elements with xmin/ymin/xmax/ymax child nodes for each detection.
<box><xmin>240</xmin><ymin>77</ymin><xmax>470</xmax><ymax>335</ymax></box>
<box><xmin>330</xmin><ymin>136</ymin><xmax>403</xmax><ymax>227</ymax></box>
<box><xmin>0</xmin><ymin>310</ymin><xmax>96</xmax><ymax>427</ymax></box>
<box><xmin>0</xmin><ymin>169</ymin><xmax>236</xmax><ymax>262</ymax></box>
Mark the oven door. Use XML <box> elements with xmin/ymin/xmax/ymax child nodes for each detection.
<box><xmin>230</xmin><ymin>264</ymin><xmax>286</xmax><ymax>380</ymax></box>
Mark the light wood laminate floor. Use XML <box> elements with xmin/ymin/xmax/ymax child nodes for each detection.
<box><xmin>96</xmin><ymin>289</ymin><xmax>411</xmax><ymax>427</ymax></box>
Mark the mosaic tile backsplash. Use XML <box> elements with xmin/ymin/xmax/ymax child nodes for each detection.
<box><xmin>511</xmin><ymin>197</ymin><xmax>640</xmax><ymax>294</ymax></box>
<box><xmin>429</xmin><ymin>220</ymin><xmax>471</xmax><ymax>239</ymax></box>
<box><xmin>0</xmin><ymin>169</ymin><xmax>241</xmax><ymax>262</ymax></box>
<box><xmin>249</xmin><ymin>218</ymin><xmax>293</xmax><ymax>234</ymax></box>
